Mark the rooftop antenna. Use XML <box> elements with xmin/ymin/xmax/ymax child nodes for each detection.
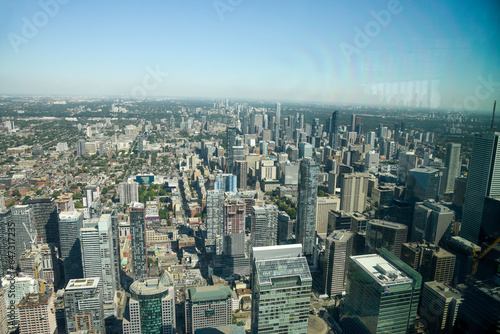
<box><xmin>491</xmin><ymin>100</ymin><xmax>497</xmax><ymax>131</ymax></box>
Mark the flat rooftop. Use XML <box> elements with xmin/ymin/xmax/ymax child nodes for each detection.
<box><xmin>65</xmin><ymin>277</ymin><xmax>99</xmax><ymax>290</ymax></box>
<box><xmin>352</xmin><ymin>254</ymin><xmax>413</xmax><ymax>287</ymax></box>
<box><xmin>186</xmin><ymin>285</ymin><xmax>233</xmax><ymax>303</ymax></box>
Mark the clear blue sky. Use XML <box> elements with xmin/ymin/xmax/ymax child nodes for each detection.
<box><xmin>0</xmin><ymin>0</ymin><xmax>499</xmax><ymax>111</ymax></box>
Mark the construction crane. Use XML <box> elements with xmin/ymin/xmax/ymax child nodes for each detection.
<box><xmin>471</xmin><ymin>236</ymin><xmax>500</xmax><ymax>275</ymax></box>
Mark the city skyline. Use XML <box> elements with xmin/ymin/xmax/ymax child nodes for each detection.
<box><xmin>0</xmin><ymin>1</ymin><xmax>499</xmax><ymax>111</ymax></box>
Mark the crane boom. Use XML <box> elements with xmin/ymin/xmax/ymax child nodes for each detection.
<box><xmin>471</xmin><ymin>236</ymin><xmax>500</xmax><ymax>275</ymax></box>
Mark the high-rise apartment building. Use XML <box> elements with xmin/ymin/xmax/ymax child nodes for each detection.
<box><xmin>224</xmin><ymin>198</ymin><xmax>245</xmax><ymax>235</ymax></box>
<box><xmin>419</xmin><ymin>281</ymin><xmax>461</xmax><ymax>334</ymax></box>
<box><xmin>64</xmin><ymin>278</ymin><xmax>104</xmax><ymax>333</ymax></box>
<box><xmin>80</xmin><ymin>214</ymin><xmax>117</xmax><ymax>316</ymax></box>
<box><xmin>461</xmin><ymin>132</ymin><xmax>500</xmax><ymax>244</ymax></box>
<box><xmin>123</xmin><ymin>272</ymin><xmax>176</xmax><ymax>334</ymax></box>
<box><xmin>339</xmin><ymin>173</ymin><xmax>370</xmax><ymax>212</ymax></box>
<box><xmin>397</xmin><ymin>151</ymin><xmax>417</xmax><ymax>184</ymax></box>
<box><xmin>251</xmin><ymin>204</ymin><xmax>278</xmax><ymax>248</ymax></box>
<box><xmin>83</xmin><ymin>185</ymin><xmax>101</xmax><ymax>220</ymax></box>
<box><xmin>206</xmin><ymin>190</ymin><xmax>224</xmax><ymax>255</ymax></box>
<box><xmin>185</xmin><ymin>285</ymin><xmax>234</xmax><ymax>334</ymax></box>
<box><xmin>401</xmin><ymin>242</ymin><xmax>455</xmax><ymax>284</ymax></box>
<box><xmin>251</xmin><ymin>244</ymin><xmax>312</xmax><ymax>334</ymax></box>
<box><xmin>59</xmin><ymin>211</ymin><xmax>84</xmax><ymax>283</ymax></box>
<box><xmin>323</xmin><ymin>230</ymin><xmax>353</xmax><ymax>297</ymax></box>
<box><xmin>128</xmin><ymin>202</ymin><xmax>148</xmax><ymax>280</ymax></box>
<box><xmin>275</xmin><ymin>102</ymin><xmax>281</xmax><ymax>148</ymax></box>
<box><xmin>329</xmin><ymin>111</ymin><xmax>339</xmax><ymax>149</ymax></box>
<box><xmin>444</xmin><ymin>143</ymin><xmax>461</xmax><ymax>193</ymax></box>
<box><xmin>18</xmin><ymin>293</ymin><xmax>57</xmax><ymax>334</ymax></box>
<box><xmin>366</xmin><ymin>220</ymin><xmax>408</xmax><ymax>258</ymax></box>
<box><xmin>0</xmin><ymin>209</ymin><xmax>12</xmax><ymax>278</ymax></box>
<box><xmin>235</xmin><ymin>160</ymin><xmax>248</xmax><ymax>190</ymax></box>
<box><xmin>297</xmin><ymin>157</ymin><xmax>319</xmax><ymax>256</ymax></box>
<box><xmin>341</xmin><ymin>250</ymin><xmax>421</xmax><ymax>334</ymax></box>
<box><xmin>119</xmin><ymin>181</ymin><xmax>139</xmax><ymax>205</ymax></box>
<box><xmin>226</xmin><ymin>126</ymin><xmax>237</xmax><ymax>173</ymax></box>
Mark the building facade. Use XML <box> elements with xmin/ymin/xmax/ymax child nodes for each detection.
<box><xmin>297</xmin><ymin>157</ymin><xmax>319</xmax><ymax>256</ymax></box>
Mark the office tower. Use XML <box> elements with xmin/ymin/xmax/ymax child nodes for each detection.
<box><xmin>297</xmin><ymin>158</ymin><xmax>319</xmax><ymax>256</ymax></box>
<box><xmin>327</xmin><ymin>210</ymin><xmax>354</xmax><ymax>235</ymax></box>
<box><xmin>64</xmin><ymin>278</ymin><xmax>104</xmax><ymax>333</ymax></box>
<box><xmin>59</xmin><ymin>211</ymin><xmax>83</xmax><ymax>282</ymax></box>
<box><xmin>365</xmin><ymin>151</ymin><xmax>379</xmax><ymax>172</ymax></box>
<box><xmin>366</xmin><ymin>220</ymin><xmax>408</xmax><ymax>258</ymax></box>
<box><xmin>26</xmin><ymin>198</ymin><xmax>59</xmax><ymax>247</ymax></box>
<box><xmin>18</xmin><ymin>293</ymin><xmax>57</xmax><ymax>334</ymax></box>
<box><xmin>350</xmin><ymin>114</ymin><xmax>356</xmax><ymax>132</ymax></box>
<box><xmin>323</xmin><ymin>230</ymin><xmax>353</xmax><ymax>297</ymax></box>
<box><xmin>251</xmin><ymin>204</ymin><xmax>278</xmax><ymax>248</ymax></box>
<box><xmin>223</xmin><ymin>198</ymin><xmax>245</xmax><ymax>235</ymax></box>
<box><xmin>259</xmin><ymin>140</ymin><xmax>268</xmax><ymax>156</ymax></box>
<box><xmin>461</xmin><ymin>132</ymin><xmax>500</xmax><ymax>244</ymax></box>
<box><xmin>328</xmin><ymin>170</ymin><xmax>337</xmax><ymax>194</ymax></box>
<box><xmin>275</xmin><ymin>102</ymin><xmax>281</xmax><ymax>148</ymax></box>
<box><xmin>341</xmin><ymin>250</ymin><xmax>421</xmax><ymax>334</ymax></box>
<box><xmin>397</xmin><ymin>151</ymin><xmax>417</xmax><ymax>184</ymax></box>
<box><xmin>419</xmin><ymin>281</ymin><xmax>461</xmax><ymax>334</ymax></box>
<box><xmin>11</xmin><ymin>205</ymin><xmax>37</xmax><ymax>267</ymax></box>
<box><xmin>83</xmin><ymin>185</ymin><xmax>101</xmax><ymax>219</ymax></box>
<box><xmin>339</xmin><ymin>173</ymin><xmax>370</xmax><ymax>212</ymax></box>
<box><xmin>185</xmin><ymin>285</ymin><xmax>234</xmax><ymax>334</ymax></box>
<box><xmin>0</xmin><ymin>209</ymin><xmax>12</xmax><ymax>278</ymax></box>
<box><xmin>367</xmin><ymin>131</ymin><xmax>376</xmax><ymax>148</ymax></box>
<box><xmin>277</xmin><ymin>211</ymin><xmax>293</xmax><ymax>243</ymax></box>
<box><xmin>235</xmin><ymin>160</ymin><xmax>248</xmax><ymax>190</ymax></box>
<box><xmin>206</xmin><ymin>190</ymin><xmax>224</xmax><ymax>255</ymax></box>
<box><xmin>316</xmin><ymin>197</ymin><xmax>340</xmax><ymax>235</ymax></box>
<box><xmin>128</xmin><ymin>202</ymin><xmax>148</xmax><ymax>280</ymax></box>
<box><xmin>1</xmin><ymin>275</ymin><xmax>39</xmax><ymax>327</ymax></box>
<box><xmin>280</xmin><ymin>162</ymin><xmax>299</xmax><ymax>186</ymax></box>
<box><xmin>371</xmin><ymin>184</ymin><xmax>394</xmax><ymax>210</ymax></box>
<box><xmin>76</xmin><ymin>139</ymin><xmax>86</xmax><ymax>155</ymax></box>
<box><xmin>123</xmin><ymin>272</ymin><xmax>176</xmax><ymax>334</ymax></box>
<box><xmin>455</xmin><ymin>278</ymin><xmax>500</xmax><ymax>333</ymax></box>
<box><xmin>329</xmin><ymin>111</ymin><xmax>339</xmax><ymax>149</ymax></box>
<box><xmin>119</xmin><ymin>181</ymin><xmax>139</xmax><ymax>205</ymax></box>
<box><xmin>444</xmin><ymin>143</ymin><xmax>461</xmax><ymax>193</ymax></box>
<box><xmin>411</xmin><ymin>200</ymin><xmax>454</xmax><ymax>244</ymax></box>
<box><xmin>298</xmin><ymin>142</ymin><xmax>313</xmax><ymax>159</ymax></box>
<box><xmin>226</xmin><ymin>126</ymin><xmax>237</xmax><ymax>172</ymax></box>
<box><xmin>251</xmin><ymin>244</ymin><xmax>312</xmax><ymax>334</ymax></box>
<box><xmin>406</xmin><ymin>167</ymin><xmax>442</xmax><ymax>202</ymax></box>
<box><xmin>215</xmin><ymin>173</ymin><xmax>237</xmax><ymax>193</ymax></box>
<box><xmin>80</xmin><ymin>214</ymin><xmax>117</xmax><ymax>316</ymax></box>
<box><xmin>0</xmin><ymin>288</ymin><xmax>7</xmax><ymax>334</ymax></box>
<box><xmin>453</xmin><ymin>177</ymin><xmax>467</xmax><ymax>208</ymax></box>
<box><xmin>401</xmin><ymin>242</ymin><xmax>456</xmax><ymax>285</ymax></box>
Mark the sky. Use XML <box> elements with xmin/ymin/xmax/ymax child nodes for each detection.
<box><xmin>0</xmin><ymin>0</ymin><xmax>499</xmax><ymax>111</ymax></box>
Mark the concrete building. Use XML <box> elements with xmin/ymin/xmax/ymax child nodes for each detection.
<box><xmin>128</xmin><ymin>202</ymin><xmax>148</xmax><ymax>280</ymax></box>
<box><xmin>185</xmin><ymin>285</ymin><xmax>234</xmax><ymax>334</ymax></box>
<box><xmin>251</xmin><ymin>244</ymin><xmax>312</xmax><ymax>334</ymax></box>
<box><xmin>119</xmin><ymin>181</ymin><xmax>139</xmax><ymax>205</ymax></box>
<box><xmin>323</xmin><ymin>230</ymin><xmax>353</xmax><ymax>297</ymax></box>
<box><xmin>251</xmin><ymin>205</ymin><xmax>278</xmax><ymax>248</ymax></box>
<box><xmin>0</xmin><ymin>288</ymin><xmax>7</xmax><ymax>334</ymax></box>
<box><xmin>315</xmin><ymin>197</ymin><xmax>340</xmax><ymax>235</ymax></box>
<box><xmin>18</xmin><ymin>293</ymin><xmax>57</xmax><ymax>334</ymax></box>
<box><xmin>340</xmin><ymin>173</ymin><xmax>370</xmax><ymax>213</ymax></box>
<box><xmin>224</xmin><ymin>199</ymin><xmax>245</xmax><ymax>235</ymax></box>
<box><xmin>64</xmin><ymin>278</ymin><xmax>104</xmax><ymax>333</ymax></box>
<box><xmin>206</xmin><ymin>190</ymin><xmax>224</xmax><ymax>255</ymax></box>
<box><xmin>419</xmin><ymin>281</ymin><xmax>461</xmax><ymax>334</ymax></box>
<box><xmin>341</xmin><ymin>250</ymin><xmax>421</xmax><ymax>334</ymax></box>
<box><xmin>123</xmin><ymin>271</ymin><xmax>176</xmax><ymax>334</ymax></box>
<box><xmin>366</xmin><ymin>220</ymin><xmax>408</xmax><ymax>259</ymax></box>
<box><xmin>1</xmin><ymin>275</ymin><xmax>38</xmax><ymax>329</ymax></box>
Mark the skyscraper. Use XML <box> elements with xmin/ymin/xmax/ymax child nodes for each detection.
<box><xmin>226</xmin><ymin>126</ymin><xmax>237</xmax><ymax>173</ymax></box>
<box><xmin>251</xmin><ymin>244</ymin><xmax>312</xmax><ymax>334</ymax></box>
<box><xmin>0</xmin><ymin>209</ymin><xmax>12</xmax><ymax>278</ymax></box>
<box><xmin>339</xmin><ymin>173</ymin><xmax>370</xmax><ymax>212</ymax></box>
<box><xmin>64</xmin><ymin>278</ymin><xmax>104</xmax><ymax>333</ymax></box>
<box><xmin>323</xmin><ymin>230</ymin><xmax>353</xmax><ymax>297</ymax></box>
<box><xmin>275</xmin><ymin>102</ymin><xmax>281</xmax><ymax>149</ymax></box>
<box><xmin>406</xmin><ymin>166</ymin><xmax>442</xmax><ymax>202</ymax></box>
<box><xmin>80</xmin><ymin>214</ymin><xmax>117</xmax><ymax>316</ymax></box>
<box><xmin>206</xmin><ymin>190</ymin><xmax>224</xmax><ymax>255</ymax></box>
<box><xmin>297</xmin><ymin>157</ymin><xmax>319</xmax><ymax>256</ymax></box>
<box><xmin>11</xmin><ymin>205</ymin><xmax>38</xmax><ymax>268</ymax></box>
<box><xmin>366</xmin><ymin>220</ymin><xmax>408</xmax><ymax>259</ymax></box>
<box><xmin>251</xmin><ymin>204</ymin><xmax>278</xmax><ymax>248</ymax></box>
<box><xmin>461</xmin><ymin>132</ymin><xmax>500</xmax><ymax>244</ymax></box>
<box><xmin>444</xmin><ymin>143</ymin><xmax>461</xmax><ymax>193</ymax></box>
<box><xmin>419</xmin><ymin>281</ymin><xmax>461</xmax><ymax>334</ymax></box>
<box><xmin>17</xmin><ymin>293</ymin><xmax>57</xmax><ymax>334</ymax></box>
<box><xmin>224</xmin><ymin>198</ymin><xmax>246</xmax><ymax>235</ymax></box>
<box><xmin>329</xmin><ymin>111</ymin><xmax>339</xmax><ymax>149</ymax></box>
<box><xmin>0</xmin><ymin>288</ymin><xmax>7</xmax><ymax>334</ymax></box>
<box><xmin>123</xmin><ymin>271</ymin><xmax>176</xmax><ymax>334</ymax></box>
<box><xmin>341</xmin><ymin>249</ymin><xmax>421</xmax><ymax>334</ymax></box>
<box><xmin>411</xmin><ymin>200</ymin><xmax>454</xmax><ymax>244</ymax></box>
<box><xmin>59</xmin><ymin>211</ymin><xmax>83</xmax><ymax>283</ymax></box>
<box><xmin>185</xmin><ymin>285</ymin><xmax>234</xmax><ymax>334</ymax></box>
<box><xmin>26</xmin><ymin>198</ymin><xmax>59</xmax><ymax>248</ymax></box>
<box><xmin>119</xmin><ymin>181</ymin><xmax>139</xmax><ymax>205</ymax></box>
<box><xmin>128</xmin><ymin>202</ymin><xmax>148</xmax><ymax>280</ymax></box>
<box><xmin>235</xmin><ymin>160</ymin><xmax>248</xmax><ymax>190</ymax></box>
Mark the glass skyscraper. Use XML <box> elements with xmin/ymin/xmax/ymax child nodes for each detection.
<box><xmin>59</xmin><ymin>211</ymin><xmax>83</xmax><ymax>283</ymax></box>
<box><xmin>297</xmin><ymin>157</ymin><xmax>319</xmax><ymax>256</ymax></box>
<box><xmin>341</xmin><ymin>249</ymin><xmax>421</xmax><ymax>334</ymax></box>
<box><xmin>251</xmin><ymin>244</ymin><xmax>312</xmax><ymax>334</ymax></box>
<box><xmin>128</xmin><ymin>202</ymin><xmax>148</xmax><ymax>280</ymax></box>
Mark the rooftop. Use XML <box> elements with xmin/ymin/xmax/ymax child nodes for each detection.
<box><xmin>186</xmin><ymin>285</ymin><xmax>233</xmax><ymax>303</ymax></box>
<box><xmin>65</xmin><ymin>278</ymin><xmax>100</xmax><ymax>290</ymax></box>
<box><xmin>352</xmin><ymin>254</ymin><xmax>413</xmax><ymax>287</ymax></box>
<box><xmin>17</xmin><ymin>292</ymin><xmax>50</xmax><ymax>308</ymax></box>
<box><xmin>59</xmin><ymin>210</ymin><xmax>82</xmax><ymax>220</ymax></box>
